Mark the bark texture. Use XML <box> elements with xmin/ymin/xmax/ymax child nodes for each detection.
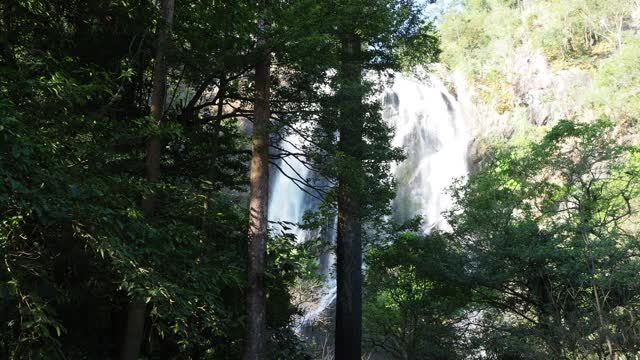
<box><xmin>335</xmin><ymin>33</ymin><xmax>364</xmax><ymax>360</ymax></box>
<box><xmin>121</xmin><ymin>1</ymin><xmax>174</xmax><ymax>359</ymax></box>
<box><xmin>243</xmin><ymin>16</ymin><xmax>270</xmax><ymax>360</ymax></box>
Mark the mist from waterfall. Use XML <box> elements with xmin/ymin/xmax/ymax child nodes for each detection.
<box><xmin>268</xmin><ymin>70</ymin><xmax>470</xmax><ymax>330</ymax></box>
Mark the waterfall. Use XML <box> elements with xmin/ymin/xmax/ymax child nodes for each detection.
<box><xmin>268</xmin><ymin>71</ymin><xmax>470</xmax><ymax>330</ymax></box>
<box><xmin>268</xmin><ymin>133</ymin><xmax>315</xmax><ymax>242</ymax></box>
<box><xmin>385</xmin><ymin>73</ymin><xmax>470</xmax><ymax>231</ymax></box>
<box><xmin>268</xmin><ymin>129</ymin><xmax>337</xmax><ymax>331</ymax></box>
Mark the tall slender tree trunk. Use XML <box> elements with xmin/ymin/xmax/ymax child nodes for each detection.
<box><xmin>121</xmin><ymin>1</ymin><xmax>174</xmax><ymax>359</ymax></box>
<box><xmin>335</xmin><ymin>33</ymin><xmax>363</xmax><ymax>360</ymax></box>
<box><xmin>142</xmin><ymin>0</ymin><xmax>174</xmax><ymax>215</ymax></box>
<box><xmin>243</xmin><ymin>13</ymin><xmax>270</xmax><ymax>360</ymax></box>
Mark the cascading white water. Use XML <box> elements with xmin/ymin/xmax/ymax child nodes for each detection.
<box><xmin>385</xmin><ymin>73</ymin><xmax>470</xmax><ymax>231</ymax></box>
<box><xmin>268</xmin><ymin>71</ymin><xmax>470</xmax><ymax>330</ymax></box>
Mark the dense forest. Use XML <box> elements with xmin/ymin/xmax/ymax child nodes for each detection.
<box><xmin>1</xmin><ymin>0</ymin><xmax>640</xmax><ymax>359</ymax></box>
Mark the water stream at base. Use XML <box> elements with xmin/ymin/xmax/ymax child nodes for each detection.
<box><xmin>268</xmin><ymin>71</ymin><xmax>471</xmax><ymax>332</ymax></box>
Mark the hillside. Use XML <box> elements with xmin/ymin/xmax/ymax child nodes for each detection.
<box><xmin>436</xmin><ymin>0</ymin><xmax>640</xmax><ymax>162</ymax></box>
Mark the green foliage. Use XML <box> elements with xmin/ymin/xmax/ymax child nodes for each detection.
<box><xmin>302</xmin><ymin>0</ymin><xmax>440</xmax><ymax>227</ymax></box>
<box><xmin>0</xmin><ymin>0</ymin><xmax>437</xmax><ymax>358</ymax></box>
<box><xmin>528</xmin><ymin>0</ymin><xmax>595</xmax><ymax>62</ymax></box>
<box><xmin>441</xmin><ymin>0</ymin><xmax>637</xmax><ymax>70</ymax></box>
<box><xmin>439</xmin><ymin>0</ymin><xmax>521</xmax><ymax>112</ymax></box>
<box><xmin>0</xmin><ymin>87</ymin><xmax>248</xmax><ymax>358</ymax></box>
<box><xmin>397</xmin><ymin>22</ymin><xmax>441</xmax><ymax>71</ymax></box>
<box><xmin>439</xmin><ymin>0</ymin><xmax>640</xmax><ymax>122</ymax></box>
<box><xmin>449</xmin><ymin>119</ymin><xmax>640</xmax><ymax>358</ymax></box>
<box><xmin>0</xmin><ymin>0</ymin><xmax>315</xmax><ymax>358</ymax></box>
<box><xmin>592</xmin><ymin>35</ymin><xmax>640</xmax><ymax>122</ymax></box>
<box><xmin>440</xmin><ymin>0</ymin><xmax>520</xmax><ymax>75</ymax></box>
<box><xmin>364</xmin><ymin>227</ymin><xmax>471</xmax><ymax>359</ymax></box>
<box><xmin>524</xmin><ymin>0</ymin><xmax>633</xmax><ymax>66</ymax></box>
<box><xmin>274</xmin><ymin>2</ymin><xmax>441</xmax><ymax>356</ymax></box>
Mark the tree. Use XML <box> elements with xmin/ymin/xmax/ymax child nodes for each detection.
<box><xmin>244</xmin><ymin>2</ymin><xmax>271</xmax><ymax>358</ymax></box>
<box><xmin>449</xmin><ymin>119</ymin><xmax>640</xmax><ymax>358</ymax></box>
<box><xmin>0</xmin><ymin>0</ymin><xmax>309</xmax><ymax>358</ymax></box>
<box><xmin>1</xmin><ymin>0</ymin><xmax>443</xmax><ymax>358</ymax></box>
<box><xmin>120</xmin><ymin>1</ymin><xmax>174</xmax><ymax>359</ymax></box>
<box><xmin>307</xmin><ymin>2</ymin><xmax>439</xmax><ymax>358</ymax></box>
<box><xmin>364</xmin><ymin>229</ymin><xmax>470</xmax><ymax>360</ymax></box>
<box><xmin>334</xmin><ymin>31</ymin><xmax>366</xmax><ymax>359</ymax></box>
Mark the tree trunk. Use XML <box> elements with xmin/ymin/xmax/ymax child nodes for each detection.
<box><xmin>243</xmin><ymin>14</ymin><xmax>270</xmax><ymax>360</ymax></box>
<box><xmin>335</xmin><ymin>33</ymin><xmax>364</xmax><ymax>360</ymax></box>
<box><xmin>121</xmin><ymin>1</ymin><xmax>174</xmax><ymax>359</ymax></box>
<box><xmin>121</xmin><ymin>301</ymin><xmax>146</xmax><ymax>360</ymax></box>
<box><xmin>141</xmin><ymin>0</ymin><xmax>174</xmax><ymax>216</ymax></box>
